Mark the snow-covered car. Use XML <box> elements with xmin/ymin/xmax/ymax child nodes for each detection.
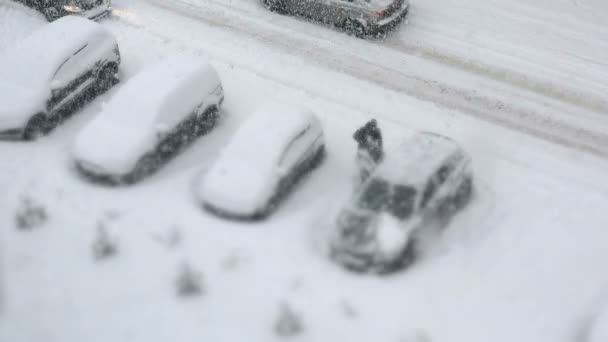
<box><xmin>198</xmin><ymin>104</ymin><xmax>325</xmax><ymax>220</ymax></box>
<box><xmin>73</xmin><ymin>56</ymin><xmax>224</xmax><ymax>184</ymax></box>
<box><xmin>262</xmin><ymin>0</ymin><xmax>409</xmax><ymax>37</ymax></box>
<box><xmin>14</xmin><ymin>0</ymin><xmax>112</xmax><ymax>21</ymax></box>
<box><xmin>330</xmin><ymin>132</ymin><xmax>473</xmax><ymax>273</ymax></box>
<box><xmin>0</xmin><ymin>16</ymin><xmax>120</xmax><ymax>140</ymax></box>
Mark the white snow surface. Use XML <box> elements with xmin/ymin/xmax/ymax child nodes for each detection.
<box><xmin>199</xmin><ymin>103</ymin><xmax>321</xmax><ymax>215</ymax></box>
<box><xmin>0</xmin><ymin>15</ymin><xmax>114</xmax><ymax>128</ymax></box>
<box><xmin>1</xmin><ymin>1</ymin><xmax>608</xmax><ymax>342</ymax></box>
<box><xmin>0</xmin><ymin>16</ymin><xmax>112</xmax><ymax>87</ymax></box>
<box><xmin>73</xmin><ymin>55</ymin><xmax>222</xmax><ymax>175</ymax></box>
<box><xmin>377</xmin><ymin>132</ymin><xmax>462</xmax><ymax>187</ymax></box>
<box><xmin>0</xmin><ymin>82</ymin><xmax>45</xmax><ymax>128</ymax></box>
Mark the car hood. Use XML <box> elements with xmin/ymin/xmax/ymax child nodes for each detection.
<box><xmin>73</xmin><ymin>115</ymin><xmax>155</xmax><ymax>175</ymax></box>
<box><xmin>0</xmin><ymin>82</ymin><xmax>46</xmax><ymax>129</ymax></box>
<box><xmin>199</xmin><ymin>157</ymin><xmax>278</xmax><ymax>216</ymax></box>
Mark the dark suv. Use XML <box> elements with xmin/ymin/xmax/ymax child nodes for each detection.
<box><xmin>330</xmin><ymin>132</ymin><xmax>473</xmax><ymax>274</ymax></box>
<box><xmin>14</xmin><ymin>0</ymin><xmax>111</xmax><ymax>21</ymax></box>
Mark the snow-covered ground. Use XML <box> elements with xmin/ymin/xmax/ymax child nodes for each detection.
<box><xmin>1</xmin><ymin>0</ymin><xmax>608</xmax><ymax>341</ymax></box>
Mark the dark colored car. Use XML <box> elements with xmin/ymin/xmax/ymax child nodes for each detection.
<box><xmin>262</xmin><ymin>0</ymin><xmax>409</xmax><ymax>37</ymax></box>
<box><xmin>14</xmin><ymin>0</ymin><xmax>111</xmax><ymax>21</ymax></box>
<box><xmin>330</xmin><ymin>132</ymin><xmax>473</xmax><ymax>274</ymax></box>
<box><xmin>0</xmin><ymin>16</ymin><xmax>120</xmax><ymax>140</ymax></box>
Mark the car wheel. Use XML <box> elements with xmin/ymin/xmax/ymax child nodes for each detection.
<box><xmin>43</xmin><ymin>6</ymin><xmax>61</xmax><ymax>21</ymax></box>
<box><xmin>343</xmin><ymin>18</ymin><xmax>367</xmax><ymax>38</ymax></box>
<box><xmin>23</xmin><ymin>113</ymin><xmax>49</xmax><ymax>140</ymax></box>
<box><xmin>131</xmin><ymin>153</ymin><xmax>159</xmax><ymax>183</ymax></box>
<box><xmin>263</xmin><ymin>0</ymin><xmax>286</xmax><ymax>14</ymax></box>
<box><xmin>95</xmin><ymin>62</ymin><xmax>119</xmax><ymax>94</ymax></box>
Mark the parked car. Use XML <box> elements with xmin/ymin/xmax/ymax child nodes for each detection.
<box><xmin>0</xmin><ymin>16</ymin><xmax>120</xmax><ymax>140</ymax></box>
<box><xmin>13</xmin><ymin>0</ymin><xmax>111</xmax><ymax>21</ymax></box>
<box><xmin>73</xmin><ymin>56</ymin><xmax>224</xmax><ymax>184</ymax></box>
<box><xmin>329</xmin><ymin>132</ymin><xmax>473</xmax><ymax>274</ymax></box>
<box><xmin>198</xmin><ymin>104</ymin><xmax>325</xmax><ymax>220</ymax></box>
<box><xmin>261</xmin><ymin>0</ymin><xmax>409</xmax><ymax>37</ymax></box>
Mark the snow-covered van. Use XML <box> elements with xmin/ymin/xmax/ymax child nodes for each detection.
<box><xmin>198</xmin><ymin>103</ymin><xmax>325</xmax><ymax>220</ymax></box>
<box><xmin>330</xmin><ymin>132</ymin><xmax>473</xmax><ymax>274</ymax></box>
<box><xmin>73</xmin><ymin>56</ymin><xmax>224</xmax><ymax>184</ymax></box>
<box><xmin>0</xmin><ymin>16</ymin><xmax>120</xmax><ymax>140</ymax></box>
<box><xmin>14</xmin><ymin>0</ymin><xmax>112</xmax><ymax>22</ymax></box>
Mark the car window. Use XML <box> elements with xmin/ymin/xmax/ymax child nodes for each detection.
<box><xmin>420</xmin><ymin>178</ymin><xmax>436</xmax><ymax>209</ymax></box>
<box><xmin>436</xmin><ymin>163</ymin><xmax>453</xmax><ymax>185</ymax></box>
<box><xmin>52</xmin><ymin>43</ymin><xmax>89</xmax><ymax>88</ymax></box>
<box><xmin>358</xmin><ymin>178</ymin><xmax>390</xmax><ymax>211</ymax></box>
<box><xmin>278</xmin><ymin>125</ymin><xmax>312</xmax><ymax>168</ymax></box>
<box><xmin>390</xmin><ymin>185</ymin><xmax>416</xmax><ymax>220</ymax></box>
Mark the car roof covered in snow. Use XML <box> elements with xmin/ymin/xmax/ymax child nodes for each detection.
<box><xmin>374</xmin><ymin>132</ymin><xmax>464</xmax><ymax>187</ymax></box>
<box><xmin>200</xmin><ymin>103</ymin><xmax>322</xmax><ymax>215</ymax></box>
<box><xmin>98</xmin><ymin>55</ymin><xmax>220</xmax><ymax>129</ymax></box>
<box><xmin>0</xmin><ymin>16</ymin><xmax>115</xmax><ymax>88</ymax></box>
<box><xmin>73</xmin><ymin>55</ymin><xmax>221</xmax><ymax>175</ymax></box>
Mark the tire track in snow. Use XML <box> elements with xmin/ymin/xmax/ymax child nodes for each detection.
<box><xmin>142</xmin><ymin>0</ymin><xmax>608</xmax><ymax>158</ymax></box>
<box><xmin>383</xmin><ymin>39</ymin><xmax>608</xmax><ymax>116</ymax></box>
<box><xmin>145</xmin><ymin>0</ymin><xmax>608</xmax><ymax>117</ymax></box>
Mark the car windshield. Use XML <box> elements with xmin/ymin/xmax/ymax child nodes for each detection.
<box><xmin>358</xmin><ymin>178</ymin><xmax>390</xmax><ymax>211</ymax></box>
<box><xmin>390</xmin><ymin>185</ymin><xmax>416</xmax><ymax>220</ymax></box>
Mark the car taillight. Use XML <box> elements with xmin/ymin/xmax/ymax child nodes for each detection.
<box><xmin>377</xmin><ymin>9</ymin><xmax>386</xmax><ymax>17</ymax></box>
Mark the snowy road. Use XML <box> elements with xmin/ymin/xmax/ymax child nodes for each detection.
<box><xmin>140</xmin><ymin>0</ymin><xmax>608</xmax><ymax>157</ymax></box>
<box><xmin>1</xmin><ymin>0</ymin><xmax>608</xmax><ymax>342</ymax></box>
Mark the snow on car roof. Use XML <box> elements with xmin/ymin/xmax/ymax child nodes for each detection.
<box><xmin>99</xmin><ymin>55</ymin><xmax>220</xmax><ymax>129</ymax></box>
<box><xmin>0</xmin><ymin>16</ymin><xmax>114</xmax><ymax>88</ymax></box>
<box><xmin>375</xmin><ymin>132</ymin><xmax>463</xmax><ymax>187</ymax></box>
<box><xmin>73</xmin><ymin>55</ymin><xmax>220</xmax><ymax>175</ymax></box>
<box><xmin>199</xmin><ymin>104</ymin><xmax>319</xmax><ymax>214</ymax></box>
<box><xmin>220</xmin><ymin>103</ymin><xmax>317</xmax><ymax>167</ymax></box>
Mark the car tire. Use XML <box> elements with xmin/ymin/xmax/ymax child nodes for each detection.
<box><xmin>95</xmin><ymin>62</ymin><xmax>119</xmax><ymax>94</ymax></box>
<box><xmin>23</xmin><ymin>113</ymin><xmax>49</xmax><ymax>140</ymax></box>
<box><xmin>131</xmin><ymin>153</ymin><xmax>159</xmax><ymax>183</ymax></box>
<box><xmin>343</xmin><ymin>18</ymin><xmax>367</xmax><ymax>38</ymax></box>
<box><xmin>263</xmin><ymin>0</ymin><xmax>286</xmax><ymax>14</ymax></box>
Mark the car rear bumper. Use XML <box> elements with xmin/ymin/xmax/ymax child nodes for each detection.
<box><xmin>0</xmin><ymin>128</ymin><xmax>24</xmax><ymax>141</ymax></box>
<box><xmin>64</xmin><ymin>0</ymin><xmax>112</xmax><ymax>21</ymax></box>
<box><xmin>369</xmin><ymin>4</ymin><xmax>409</xmax><ymax>34</ymax></box>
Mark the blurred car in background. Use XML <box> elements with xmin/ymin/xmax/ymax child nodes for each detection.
<box><xmin>198</xmin><ymin>104</ymin><xmax>325</xmax><ymax>220</ymax></box>
<box><xmin>262</xmin><ymin>0</ymin><xmax>409</xmax><ymax>37</ymax></box>
<box><xmin>330</xmin><ymin>132</ymin><xmax>473</xmax><ymax>274</ymax></box>
<box><xmin>0</xmin><ymin>16</ymin><xmax>120</xmax><ymax>140</ymax></box>
<box><xmin>73</xmin><ymin>56</ymin><xmax>224</xmax><ymax>184</ymax></box>
<box><xmin>13</xmin><ymin>0</ymin><xmax>111</xmax><ymax>21</ymax></box>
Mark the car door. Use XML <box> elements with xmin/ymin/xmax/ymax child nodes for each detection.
<box><xmin>48</xmin><ymin>43</ymin><xmax>97</xmax><ymax>113</ymax></box>
<box><xmin>285</xmin><ymin>0</ymin><xmax>323</xmax><ymax>18</ymax></box>
<box><xmin>276</xmin><ymin>123</ymin><xmax>322</xmax><ymax>187</ymax></box>
<box><xmin>419</xmin><ymin>161</ymin><xmax>454</xmax><ymax>213</ymax></box>
<box><xmin>324</xmin><ymin>0</ymin><xmax>360</xmax><ymax>25</ymax></box>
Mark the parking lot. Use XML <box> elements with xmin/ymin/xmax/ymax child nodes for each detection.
<box><xmin>1</xmin><ymin>0</ymin><xmax>608</xmax><ymax>341</ymax></box>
